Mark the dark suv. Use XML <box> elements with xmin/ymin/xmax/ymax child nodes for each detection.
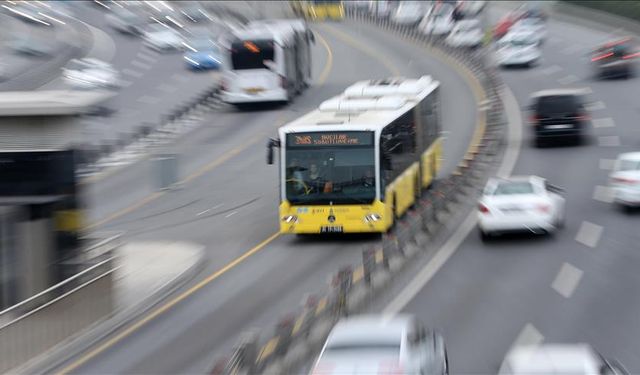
<box><xmin>591</xmin><ymin>38</ymin><xmax>639</xmax><ymax>79</ymax></box>
<box><xmin>528</xmin><ymin>90</ymin><xmax>590</xmax><ymax>147</ymax></box>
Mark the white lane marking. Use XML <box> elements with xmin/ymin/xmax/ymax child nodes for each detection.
<box><xmin>384</xmin><ymin>85</ymin><xmax>523</xmax><ymax>314</ymax></box>
<box><xmin>551</xmin><ymin>262</ymin><xmax>584</xmax><ymax>298</ymax></box>
<box><xmin>158</xmin><ymin>83</ymin><xmax>177</xmax><ymax>93</ymax></box>
<box><xmin>541</xmin><ymin>65</ymin><xmax>562</xmax><ymax>75</ymax></box>
<box><xmin>136</xmin><ymin>52</ymin><xmax>157</xmax><ymax>63</ymax></box>
<box><xmin>122</xmin><ymin>68</ymin><xmax>144</xmax><ymax>78</ymax></box>
<box><xmin>593</xmin><ymin>185</ymin><xmax>614</xmax><ymax>203</ymax></box>
<box><xmin>131</xmin><ymin>60</ymin><xmax>152</xmax><ymax>70</ymax></box>
<box><xmin>599</xmin><ymin>158</ymin><xmax>616</xmax><ymax>170</ymax></box>
<box><xmin>598</xmin><ymin>135</ymin><xmax>621</xmax><ymax>147</ymax></box>
<box><xmin>575</xmin><ymin>221</ymin><xmax>603</xmax><ymax>248</ymax></box>
<box><xmin>509</xmin><ymin>323</ymin><xmax>544</xmax><ymax>352</ymax></box>
<box><xmin>224</xmin><ymin>211</ymin><xmax>237</xmax><ymax>218</ymax></box>
<box><xmin>592</xmin><ymin>118</ymin><xmax>615</xmax><ymax>128</ymax></box>
<box><xmin>557</xmin><ymin>74</ymin><xmax>579</xmax><ymax>85</ymax></box>
<box><xmin>136</xmin><ymin>95</ymin><xmax>160</xmax><ymax>105</ymax></box>
<box><xmin>196</xmin><ymin>203</ymin><xmax>223</xmax><ymax>216</ymax></box>
<box><xmin>586</xmin><ymin>101</ymin><xmax>606</xmax><ymax>111</ymax></box>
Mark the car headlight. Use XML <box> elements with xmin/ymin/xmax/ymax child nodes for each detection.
<box><xmin>364</xmin><ymin>213</ymin><xmax>382</xmax><ymax>223</ymax></box>
<box><xmin>282</xmin><ymin>215</ymin><xmax>298</xmax><ymax>224</ymax></box>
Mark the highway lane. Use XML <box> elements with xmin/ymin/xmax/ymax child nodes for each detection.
<box><xmin>56</xmin><ymin>15</ymin><xmax>480</xmax><ymax>375</ymax></box>
<box><xmin>387</xmin><ymin>3</ymin><xmax>640</xmax><ymax>374</ymax></box>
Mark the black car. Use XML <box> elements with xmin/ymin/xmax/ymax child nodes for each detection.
<box><xmin>591</xmin><ymin>38</ymin><xmax>639</xmax><ymax>79</ymax></box>
<box><xmin>528</xmin><ymin>89</ymin><xmax>590</xmax><ymax>147</ymax></box>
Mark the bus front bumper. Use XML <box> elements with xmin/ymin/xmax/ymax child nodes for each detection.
<box><xmin>279</xmin><ymin>202</ymin><xmax>390</xmax><ymax>234</ymax></box>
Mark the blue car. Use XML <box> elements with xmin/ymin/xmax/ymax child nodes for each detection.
<box><xmin>184</xmin><ymin>38</ymin><xmax>222</xmax><ymax>70</ymax></box>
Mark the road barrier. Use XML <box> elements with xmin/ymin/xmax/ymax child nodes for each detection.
<box><xmin>210</xmin><ymin>8</ymin><xmax>508</xmax><ymax>375</ymax></box>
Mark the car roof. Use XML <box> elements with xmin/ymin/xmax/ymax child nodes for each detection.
<box><xmin>530</xmin><ymin>88</ymin><xmax>590</xmax><ymax>98</ymax></box>
<box><xmin>325</xmin><ymin>315</ymin><xmax>414</xmax><ymax>347</ymax></box>
<box><xmin>503</xmin><ymin>344</ymin><xmax>601</xmax><ymax>374</ymax></box>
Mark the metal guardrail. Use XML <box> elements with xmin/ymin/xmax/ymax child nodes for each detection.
<box><xmin>210</xmin><ymin>8</ymin><xmax>507</xmax><ymax>375</ymax></box>
<box><xmin>0</xmin><ymin>255</ymin><xmax>117</xmax><ymax>373</ymax></box>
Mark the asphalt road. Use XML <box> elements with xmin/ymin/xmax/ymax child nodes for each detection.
<box><xmin>40</xmin><ymin>2</ymin><xmax>224</xmax><ymax>146</ymax></box>
<box><xmin>389</xmin><ymin>3</ymin><xmax>640</xmax><ymax>374</ymax></box>
<box><xmin>56</xmin><ymin>11</ymin><xmax>479</xmax><ymax>375</ymax></box>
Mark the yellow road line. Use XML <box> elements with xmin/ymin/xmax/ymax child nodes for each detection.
<box><xmin>291</xmin><ymin>314</ymin><xmax>306</xmax><ymax>336</ymax></box>
<box><xmin>317</xmin><ymin>23</ymin><xmax>402</xmax><ymax>76</ymax></box>
<box><xmin>56</xmin><ymin>231</ymin><xmax>280</xmax><ymax>375</ymax></box>
<box><xmin>57</xmin><ymin>28</ymin><xmax>338</xmax><ymax>375</ymax></box>
<box><xmin>315</xmin><ymin>31</ymin><xmax>334</xmax><ymax>85</ymax></box>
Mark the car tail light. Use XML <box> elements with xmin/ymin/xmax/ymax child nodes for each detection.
<box><xmin>220</xmin><ymin>78</ymin><xmax>227</xmax><ymax>91</ymax></box>
<box><xmin>623</xmin><ymin>52</ymin><xmax>640</xmax><ymax>59</ymax></box>
<box><xmin>575</xmin><ymin>113</ymin><xmax>590</xmax><ymax>121</ymax></box>
<box><xmin>478</xmin><ymin>203</ymin><xmax>490</xmax><ymax>214</ymax></box>
<box><xmin>536</xmin><ymin>204</ymin><xmax>551</xmax><ymax>213</ymax></box>
<box><xmin>612</xmin><ymin>176</ymin><xmax>639</xmax><ymax>184</ymax></box>
<box><xmin>528</xmin><ymin>114</ymin><xmax>540</xmax><ymax>123</ymax></box>
<box><xmin>591</xmin><ymin>52</ymin><xmax>613</xmax><ymax>62</ymax></box>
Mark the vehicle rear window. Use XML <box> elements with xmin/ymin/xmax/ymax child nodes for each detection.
<box><xmin>231</xmin><ymin>40</ymin><xmax>275</xmax><ymax>70</ymax></box>
<box><xmin>492</xmin><ymin>182</ymin><xmax>534</xmax><ymax>195</ymax></box>
<box><xmin>535</xmin><ymin>95</ymin><xmax>580</xmax><ymax>114</ymax></box>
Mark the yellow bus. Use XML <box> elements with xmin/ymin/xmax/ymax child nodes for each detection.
<box><xmin>267</xmin><ymin>76</ymin><xmax>443</xmax><ymax>234</ymax></box>
<box><xmin>291</xmin><ymin>0</ymin><xmax>345</xmax><ymax>21</ymax></box>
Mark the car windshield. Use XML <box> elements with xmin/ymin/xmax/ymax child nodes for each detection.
<box><xmin>285</xmin><ymin>132</ymin><xmax>376</xmax><ymax>205</ymax></box>
<box><xmin>492</xmin><ymin>181</ymin><xmax>535</xmax><ymax>195</ymax></box>
<box><xmin>618</xmin><ymin>159</ymin><xmax>640</xmax><ymax>171</ymax></box>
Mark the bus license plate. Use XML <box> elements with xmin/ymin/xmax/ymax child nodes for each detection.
<box><xmin>245</xmin><ymin>87</ymin><xmax>263</xmax><ymax>94</ymax></box>
<box><xmin>321</xmin><ymin>226</ymin><xmax>343</xmax><ymax>233</ymax></box>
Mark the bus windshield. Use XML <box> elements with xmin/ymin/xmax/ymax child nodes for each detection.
<box><xmin>231</xmin><ymin>40</ymin><xmax>274</xmax><ymax>70</ymax></box>
<box><xmin>285</xmin><ymin>132</ymin><xmax>376</xmax><ymax>205</ymax></box>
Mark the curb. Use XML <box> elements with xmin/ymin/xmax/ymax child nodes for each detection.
<box><xmin>14</xmin><ymin>245</ymin><xmax>207</xmax><ymax>375</ymax></box>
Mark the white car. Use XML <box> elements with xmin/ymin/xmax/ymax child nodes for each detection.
<box><xmin>391</xmin><ymin>1</ymin><xmax>425</xmax><ymax>26</ymax></box>
<box><xmin>446</xmin><ymin>19</ymin><xmax>483</xmax><ymax>48</ymax></box>
<box><xmin>478</xmin><ymin>176</ymin><xmax>565</xmax><ymax>240</ymax></box>
<box><xmin>610</xmin><ymin>152</ymin><xmax>640</xmax><ymax>210</ymax></box>
<box><xmin>495</xmin><ymin>30</ymin><xmax>542</xmax><ymax>67</ymax></box>
<box><xmin>311</xmin><ymin>315</ymin><xmax>448</xmax><ymax>375</ymax></box>
<box><xmin>458</xmin><ymin>0</ymin><xmax>486</xmax><ymax>17</ymax></box>
<box><xmin>62</xmin><ymin>58</ymin><xmax>121</xmax><ymax>90</ymax></box>
<box><xmin>510</xmin><ymin>17</ymin><xmax>547</xmax><ymax>44</ymax></box>
<box><xmin>143</xmin><ymin>23</ymin><xmax>185</xmax><ymax>52</ymax></box>
<box><xmin>500</xmin><ymin>344</ymin><xmax>627</xmax><ymax>375</ymax></box>
<box><xmin>418</xmin><ymin>4</ymin><xmax>455</xmax><ymax>37</ymax></box>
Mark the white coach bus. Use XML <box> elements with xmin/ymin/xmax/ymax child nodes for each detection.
<box><xmin>220</xmin><ymin>19</ymin><xmax>314</xmax><ymax>107</ymax></box>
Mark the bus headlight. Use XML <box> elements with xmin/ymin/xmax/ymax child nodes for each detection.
<box><xmin>364</xmin><ymin>213</ymin><xmax>382</xmax><ymax>223</ymax></box>
<box><xmin>282</xmin><ymin>215</ymin><xmax>298</xmax><ymax>224</ymax></box>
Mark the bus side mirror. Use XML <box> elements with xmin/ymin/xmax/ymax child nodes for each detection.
<box><xmin>267</xmin><ymin>138</ymin><xmax>280</xmax><ymax>165</ymax></box>
<box><xmin>309</xmin><ymin>30</ymin><xmax>316</xmax><ymax>43</ymax></box>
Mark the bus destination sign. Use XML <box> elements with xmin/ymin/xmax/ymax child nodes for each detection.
<box><xmin>287</xmin><ymin>132</ymin><xmax>373</xmax><ymax>147</ymax></box>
